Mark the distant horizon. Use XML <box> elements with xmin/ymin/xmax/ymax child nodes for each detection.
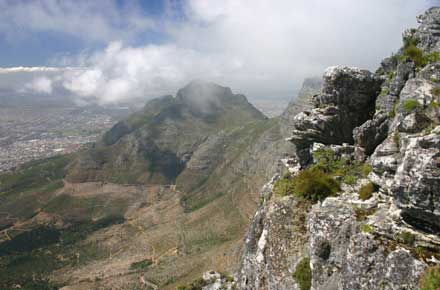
<box><xmin>0</xmin><ymin>1</ymin><xmax>436</xmax><ymax>105</ymax></box>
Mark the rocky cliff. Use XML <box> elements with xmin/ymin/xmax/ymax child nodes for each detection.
<box><xmin>190</xmin><ymin>7</ymin><xmax>440</xmax><ymax>290</ymax></box>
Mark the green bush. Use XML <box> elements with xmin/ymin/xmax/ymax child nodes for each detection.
<box><xmin>293</xmin><ymin>168</ymin><xmax>340</xmax><ymax>202</ymax></box>
<box><xmin>402</xmin><ymin>44</ymin><xmax>427</xmax><ymax>68</ymax></box>
<box><xmin>379</xmin><ymin>86</ymin><xmax>390</xmax><ymax>96</ymax></box>
<box><xmin>312</xmin><ymin>148</ymin><xmax>371</xmax><ymax>184</ymax></box>
<box><xmin>273</xmin><ymin>168</ymin><xmax>339</xmax><ymax>202</ymax></box>
<box><xmin>420</xmin><ymin>266</ymin><xmax>440</xmax><ymax>290</ymax></box>
<box><xmin>130</xmin><ymin>258</ymin><xmax>153</xmax><ymax>270</ymax></box>
<box><xmin>393</xmin><ymin>131</ymin><xmax>401</xmax><ymax>147</ymax></box>
<box><xmin>425</xmin><ymin>51</ymin><xmax>440</xmax><ymax>64</ymax></box>
<box><xmin>343</xmin><ymin>175</ymin><xmax>357</xmax><ymax>185</ymax></box>
<box><xmin>361</xmin><ymin>164</ymin><xmax>372</xmax><ymax>177</ymax></box>
<box><xmin>396</xmin><ymin>231</ymin><xmax>416</xmax><ymax>246</ymax></box>
<box><xmin>432</xmin><ymin>86</ymin><xmax>440</xmax><ymax>98</ymax></box>
<box><xmin>293</xmin><ymin>257</ymin><xmax>312</xmax><ymax>290</ymax></box>
<box><xmin>402</xmin><ymin>99</ymin><xmax>422</xmax><ymax>112</ymax></box>
<box><xmin>273</xmin><ymin>177</ymin><xmax>295</xmax><ymax>196</ymax></box>
<box><xmin>358</xmin><ymin>182</ymin><xmax>375</xmax><ymax>201</ymax></box>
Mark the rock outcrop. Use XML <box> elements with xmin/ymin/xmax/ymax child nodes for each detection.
<box><xmin>233</xmin><ymin>7</ymin><xmax>440</xmax><ymax>290</ymax></box>
<box><xmin>289</xmin><ymin>66</ymin><xmax>381</xmax><ymax>165</ymax></box>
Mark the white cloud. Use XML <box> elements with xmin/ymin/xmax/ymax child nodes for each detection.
<box><xmin>26</xmin><ymin>77</ymin><xmax>53</xmax><ymax>94</ymax></box>
<box><xmin>0</xmin><ymin>0</ymin><xmax>155</xmax><ymax>43</ymax></box>
<box><xmin>0</xmin><ymin>0</ymin><xmax>433</xmax><ymax>105</ymax></box>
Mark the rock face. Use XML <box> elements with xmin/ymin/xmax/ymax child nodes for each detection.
<box><xmin>289</xmin><ymin>66</ymin><xmax>381</xmax><ymax>165</ymax></box>
<box><xmin>413</xmin><ymin>7</ymin><xmax>440</xmax><ymax>53</ymax></box>
<box><xmin>234</xmin><ymin>7</ymin><xmax>440</xmax><ymax>290</ymax></box>
<box><xmin>238</xmin><ymin>177</ymin><xmax>309</xmax><ymax>290</ymax></box>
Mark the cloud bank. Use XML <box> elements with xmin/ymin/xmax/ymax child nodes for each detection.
<box><xmin>0</xmin><ymin>0</ymin><xmax>434</xmax><ymax>105</ymax></box>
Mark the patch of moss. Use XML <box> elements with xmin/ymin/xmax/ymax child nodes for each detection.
<box><xmin>360</xmin><ymin>224</ymin><xmax>373</xmax><ymax>234</ymax></box>
<box><xmin>420</xmin><ymin>265</ymin><xmax>440</xmax><ymax>290</ymax></box>
<box><xmin>358</xmin><ymin>182</ymin><xmax>375</xmax><ymax>201</ymax></box>
<box><xmin>293</xmin><ymin>257</ymin><xmax>312</xmax><ymax>290</ymax></box>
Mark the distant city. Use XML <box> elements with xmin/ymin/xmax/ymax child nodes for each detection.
<box><xmin>0</xmin><ymin>106</ymin><xmax>126</xmax><ymax>172</ymax></box>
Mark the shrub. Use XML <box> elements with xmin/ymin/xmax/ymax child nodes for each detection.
<box><xmin>379</xmin><ymin>86</ymin><xmax>390</xmax><ymax>96</ymax></box>
<box><xmin>420</xmin><ymin>266</ymin><xmax>440</xmax><ymax>290</ymax></box>
<box><xmin>130</xmin><ymin>258</ymin><xmax>152</xmax><ymax>270</ymax></box>
<box><xmin>402</xmin><ymin>44</ymin><xmax>427</xmax><ymax>68</ymax></box>
<box><xmin>396</xmin><ymin>231</ymin><xmax>416</xmax><ymax>246</ymax></box>
<box><xmin>354</xmin><ymin>207</ymin><xmax>376</xmax><ymax>221</ymax></box>
<box><xmin>273</xmin><ymin>177</ymin><xmax>295</xmax><ymax>196</ymax></box>
<box><xmin>343</xmin><ymin>175</ymin><xmax>357</xmax><ymax>185</ymax></box>
<box><xmin>293</xmin><ymin>168</ymin><xmax>340</xmax><ymax>202</ymax></box>
<box><xmin>402</xmin><ymin>99</ymin><xmax>422</xmax><ymax>112</ymax></box>
<box><xmin>293</xmin><ymin>257</ymin><xmax>312</xmax><ymax>290</ymax></box>
<box><xmin>312</xmin><ymin>148</ymin><xmax>371</xmax><ymax>185</ymax></box>
<box><xmin>358</xmin><ymin>182</ymin><xmax>375</xmax><ymax>201</ymax></box>
<box><xmin>393</xmin><ymin>131</ymin><xmax>401</xmax><ymax>147</ymax></box>
<box><xmin>425</xmin><ymin>51</ymin><xmax>440</xmax><ymax>64</ymax></box>
<box><xmin>432</xmin><ymin>86</ymin><xmax>440</xmax><ymax>98</ymax></box>
<box><xmin>361</xmin><ymin>164</ymin><xmax>373</xmax><ymax>177</ymax></box>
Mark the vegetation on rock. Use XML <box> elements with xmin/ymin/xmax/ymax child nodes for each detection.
<box><xmin>358</xmin><ymin>182</ymin><xmax>375</xmax><ymax>201</ymax></box>
<box><xmin>402</xmin><ymin>99</ymin><xmax>422</xmax><ymax>113</ymax></box>
<box><xmin>420</xmin><ymin>265</ymin><xmax>440</xmax><ymax>290</ymax></box>
<box><xmin>293</xmin><ymin>257</ymin><xmax>312</xmax><ymax>290</ymax></box>
<box><xmin>396</xmin><ymin>231</ymin><xmax>416</xmax><ymax>246</ymax></box>
<box><xmin>360</xmin><ymin>224</ymin><xmax>373</xmax><ymax>234</ymax></box>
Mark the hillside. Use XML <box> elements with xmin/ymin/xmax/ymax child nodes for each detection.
<box><xmin>0</xmin><ymin>79</ymin><xmax>319</xmax><ymax>289</ymax></box>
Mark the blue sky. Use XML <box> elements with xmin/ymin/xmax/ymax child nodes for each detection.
<box><xmin>0</xmin><ymin>0</ymin><xmax>437</xmax><ymax>104</ymax></box>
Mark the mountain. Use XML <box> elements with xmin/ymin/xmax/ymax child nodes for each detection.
<box><xmin>0</xmin><ymin>79</ymin><xmax>320</xmax><ymax>289</ymax></box>
<box><xmin>188</xmin><ymin>7</ymin><xmax>440</xmax><ymax>290</ymax></box>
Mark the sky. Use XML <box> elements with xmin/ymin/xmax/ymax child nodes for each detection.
<box><xmin>0</xmin><ymin>0</ymin><xmax>437</xmax><ymax>105</ymax></box>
